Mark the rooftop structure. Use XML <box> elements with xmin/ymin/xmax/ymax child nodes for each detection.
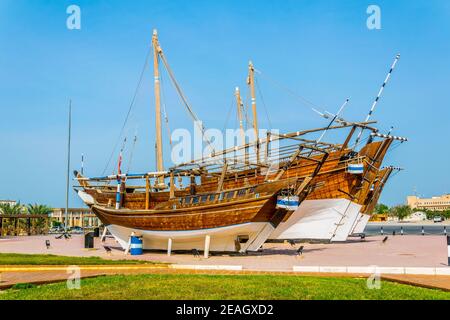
<box><xmin>407</xmin><ymin>194</ymin><xmax>450</xmax><ymax>211</ymax></box>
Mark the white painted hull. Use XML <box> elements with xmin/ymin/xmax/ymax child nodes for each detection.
<box><xmin>107</xmin><ymin>222</ymin><xmax>274</xmax><ymax>253</ymax></box>
<box><xmin>268</xmin><ymin>199</ymin><xmax>362</xmax><ymax>242</ymax></box>
<box><xmin>349</xmin><ymin>213</ymin><xmax>371</xmax><ymax>234</ymax></box>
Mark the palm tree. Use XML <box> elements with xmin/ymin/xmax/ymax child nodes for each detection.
<box><xmin>26</xmin><ymin>204</ymin><xmax>52</xmax><ymax>234</ymax></box>
<box><xmin>374</xmin><ymin>203</ymin><xmax>389</xmax><ymax>215</ymax></box>
<box><xmin>26</xmin><ymin>204</ymin><xmax>52</xmax><ymax>215</ymax></box>
<box><xmin>390</xmin><ymin>205</ymin><xmax>412</xmax><ymax>221</ymax></box>
<box><xmin>0</xmin><ymin>202</ymin><xmax>23</xmax><ymax>215</ymax></box>
<box><xmin>0</xmin><ymin>202</ymin><xmax>23</xmax><ymax>235</ymax></box>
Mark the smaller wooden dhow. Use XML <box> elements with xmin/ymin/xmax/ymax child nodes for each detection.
<box><xmin>74</xmin><ymin>30</ymin><xmax>331</xmax><ymax>252</ymax></box>
<box><xmin>75</xmin><ymin>148</ymin><xmax>327</xmax><ymax>252</ymax></box>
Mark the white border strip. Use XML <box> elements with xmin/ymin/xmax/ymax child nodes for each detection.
<box><xmin>293</xmin><ymin>266</ymin><xmax>450</xmax><ymax>276</ymax></box>
<box><xmin>171</xmin><ymin>264</ymin><xmax>243</xmax><ymax>271</ymax></box>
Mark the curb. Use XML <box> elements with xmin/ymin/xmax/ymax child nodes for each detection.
<box><xmin>0</xmin><ymin>264</ymin><xmax>168</xmax><ymax>272</ymax></box>
<box><xmin>0</xmin><ymin>264</ymin><xmax>243</xmax><ymax>273</ymax></box>
<box><xmin>170</xmin><ymin>265</ymin><xmax>243</xmax><ymax>271</ymax></box>
<box><xmin>292</xmin><ymin>266</ymin><xmax>450</xmax><ymax>276</ymax></box>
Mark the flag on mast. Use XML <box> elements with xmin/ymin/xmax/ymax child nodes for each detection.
<box><xmin>118</xmin><ymin>151</ymin><xmax>123</xmax><ymax>175</ymax></box>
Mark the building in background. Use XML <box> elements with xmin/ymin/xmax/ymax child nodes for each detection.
<box><xmin>407</xmin><ymin>194</ymin><xmax>450</xmax><ymax>211</ymax></box>
<box><xmin>0</xmin><ymin>200</ymin><xmax>18</xmax><ymax>206</ymax></box>
<box><xmin>369</xmin><ymin>213</ymin><xmax>388</xmax><ymax>222</ymax></box>
<box><xmin>51</xmin><ymin>208</ymin><xmax>101</xmax><ymax>228</ymax></box>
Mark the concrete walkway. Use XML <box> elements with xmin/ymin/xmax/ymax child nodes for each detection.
<box><xmin>0</xmin><ymin>235</ymin><xmax>448</xmax><ymax>269</ymax></box>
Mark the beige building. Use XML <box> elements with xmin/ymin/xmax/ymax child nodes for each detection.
<box><xmin>51</xmin><ymin>208</ymin><xmax>101</xmax><ymax>228</ymax></box>
<box><xmin>0</xmin><ymin>200</ymin><xmax>18</xmax><ymax>206</ymax></box>
<box><xmin>407</xmin><ymin>194</ymin><xmax>450</xmax><ymax>211</ymax></box>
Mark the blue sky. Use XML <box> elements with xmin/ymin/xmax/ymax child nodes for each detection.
<box><xmin>0</xmin><ymin>0</ymin><xmax>449</xmax><ymax>208</ymax></box>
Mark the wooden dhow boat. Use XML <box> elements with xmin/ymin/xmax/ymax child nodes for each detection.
<box><xmin>74</xmin><ymin>30</ymin><xmax>332</xmax><ymax>252</ymax></box>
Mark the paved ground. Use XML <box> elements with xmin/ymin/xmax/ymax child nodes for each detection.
<box><xmin>382</xmin><ymin>274</ymin><xmax>450</xmax><ymax>291</ymax></box>
<box><xmin>369</xmin><ymin>221</ymin><xmax>450</xmax><ymax>226</ymax></box>
<box><xmin>0</xmin><ymin>234</ymin><xmax>448</xmax><ymax>269</ymax></box>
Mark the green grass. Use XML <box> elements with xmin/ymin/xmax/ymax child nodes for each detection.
<box><xmin>0</xmin><ymin>253</ymin><xmax>159</xmax><ymax>265</ymax></box>
<box><xmin>1</xmin><ymin>274</ymin><xmax>449</xmax><ymax>300</ymax></box>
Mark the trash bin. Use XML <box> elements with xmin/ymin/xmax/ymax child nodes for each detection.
<box><xmin>84</xmin><ymin>232</ymin><xmax>94</xmax><ymax>249</ymax></box>
<box><xmin>130</xmin><ymin>236</ymin><xmax>143</xmax><ymax>255</ymax></box>
<box><xmin>93</xmin><ymin>227</ymin><xmax>100</xmax><ymax>237</ymax></box>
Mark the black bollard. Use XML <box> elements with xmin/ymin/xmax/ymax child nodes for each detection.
<box><xmin>84</xmin><ymin>232</ymin><xmax>94</xmax><ymax>249</ymax></box>
<box><xmin>447</xmin><ymin>236</ymin><xmax>450</xmax><ymax>266</ymax></box>
<box><xmin>392</xmin><ymin>230</ymin><xmax>396</xmax><ymax>236</ymax></box>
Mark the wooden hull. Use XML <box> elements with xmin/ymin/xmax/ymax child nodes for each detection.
<box><xmin>90</xmin><ymin>193</ymin><xmax>279</xmax><ymax>231</ymax></box>
<box><xmin>267</xmin><ymin>140</ymin><xmax>394</xmax><ymax>241</ymax></box>
<box><xmin>78</xmin><ymin>141</ymin><xmax>391</xmax><ymax>211</ymax></box>
<box><xmin>79</xmin><ymin>179</ymin><xmax>297</xmax><ymax>252</ymax></box>
<box><xmin>348</xmin><ymin>166</ymin><xmax>395</xmax><ymax>234</ymax></box>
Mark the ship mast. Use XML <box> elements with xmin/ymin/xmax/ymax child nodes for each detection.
<box><xmin>354</xmin><ymin>54</ymin><xmax>400</xmax><ymax>147</ymax></box>
<box><xmin>247</xmin><ymin>61</ymin><xmax>260</xmax><ymax>164</ymax></box>
<box><xmin>235</xmin><ymin>87</ymin><xmax>247</xmax><ymax>164</ymax></box>
<box><xmin>152</xmin><ymin>29</ymin><xmax>165</xmax><ymax>187</ymax></box>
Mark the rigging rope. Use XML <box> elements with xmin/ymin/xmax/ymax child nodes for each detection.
<box><xmin>255</xmin><ymin>77</ymin><xmax>272</xmax><ymax>130</ymax></box>
<box><xmin>221</xmin><ymin>97</ymin><xmax>235</xmax><ymax>133</ymax></box>
<box><xmin>254</xmin><ymin>68</ymin><xmax>328</xmax><ymax>114</ymax></box>
<box><xmin>159</xmin><ymin>63</ymin><xmax>172</xmax><ymax>145</ymax></box>
<box><xmin>102</xmin><ymin>45</ymin><xmax>152</xmax><ymax>175</ymax></box>
<box><xmin>157</xmin><ymin>51</ymin><xmax>214</xmax><ymax>151</ymax></box>
<box><xmin>126</xmin><ymin>131</ymin><xmax>138</xmax><ymax>174</ymax></box>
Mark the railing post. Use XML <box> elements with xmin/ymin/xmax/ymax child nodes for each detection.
<box><xmin>447</xmin><ymin>235</ymin><xmax>450</xmax><ymax>266</ymax></box>
<box><xmin>204</xmin><ymin>235</ymin><xmax>211</xmax><ymax>259</ymax></box>
<box><xmin>167</xmin><ymin>238</ymin><xmax>173</xmax><ymax>256</ymax></box>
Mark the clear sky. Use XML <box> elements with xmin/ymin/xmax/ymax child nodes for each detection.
<box><xmin>0</xmin><ymin>0</ymin><xmax>449</xmax><ymax>208</ymax></box>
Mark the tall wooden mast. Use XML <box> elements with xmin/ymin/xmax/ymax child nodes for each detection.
<box><xmin>235</xmin><ymin>87</ymin><xmax>246</xmax><ymax>147</ymax></box>
<box><xmin>247</xmin><ymin>61</ymin><xmax>260</xmax><ymax>164</ymax></box>
<box><xmin>235</xmin><ymin>87</ymin><xmax>247</xmax><ymax>164</ymax></box>
<box><xmin>152</xmin><ymin>29</ymin><xmax>164</xmax><ymax>186</ymax></box>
